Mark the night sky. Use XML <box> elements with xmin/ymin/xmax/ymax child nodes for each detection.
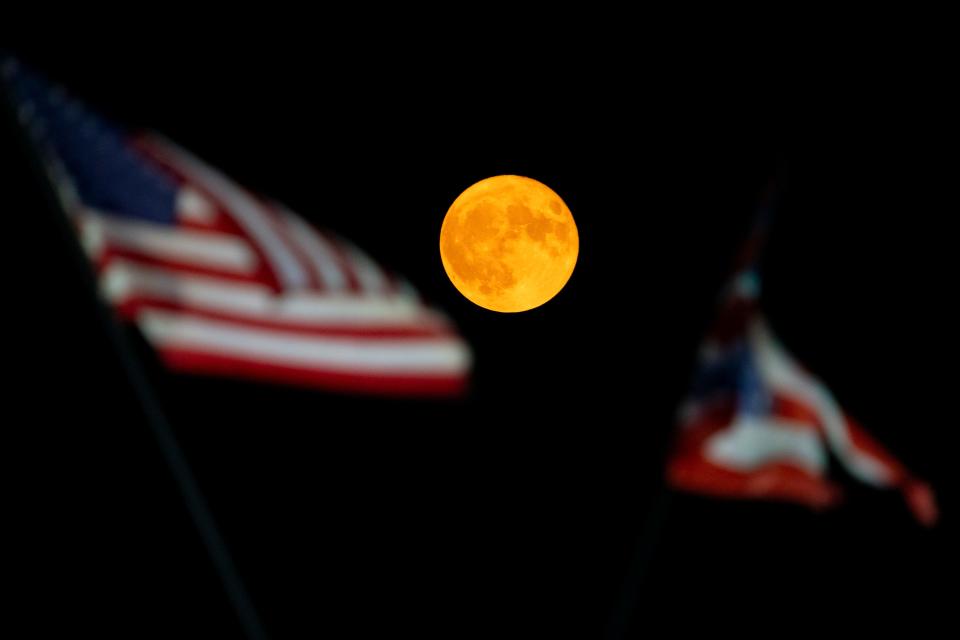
<box><xmin>5</xmin><ymin>39</ymin><xmax>953</xmax><ymax>638</ymax></box>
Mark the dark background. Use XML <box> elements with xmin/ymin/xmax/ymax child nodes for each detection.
<box><xmin>6</xmin><ymin>41</ymin><xmax>954</xmax><ymax>637</ymax></box>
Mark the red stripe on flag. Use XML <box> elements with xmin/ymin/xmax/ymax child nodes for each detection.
<box><xmin>158</xmin><ymin>347</ymin><xmax>469</xmax><ymax>397</ymax></box>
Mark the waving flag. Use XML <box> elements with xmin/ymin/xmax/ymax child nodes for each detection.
<box><xmin>3</xmin><ymin>59</ymin><xmax>471</xmax><ymax>395</ymax></box>
<box><xmin>666</xmin><ymin>205</ymin><xmax>937</xmax><ymax>526</ymax></box>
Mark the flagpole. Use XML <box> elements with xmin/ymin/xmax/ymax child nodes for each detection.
<box><xmin>603</xmin><ymin>485</ymin><xmax>673</xmax><ymax>640</ymax></box>
<box><xmin>1</xmin><ymin>70</ymin><xmax>268</xmax><ymax>640</ymax></box>
<box><xmin>604</xmin><ymin>177</ymin><xmax>783</xmax><ymax>640</ymax></box>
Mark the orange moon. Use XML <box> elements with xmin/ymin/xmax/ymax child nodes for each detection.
<box><xmin>440</xmin><ymin>175</ymin><xmax>578</xmax><ymax>313</ymax></box>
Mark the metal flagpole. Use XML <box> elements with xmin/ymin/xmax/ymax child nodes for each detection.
<box><xmin>0</xmin><ymin>64</ymin><xmax>268</xmax><ymax>640</ymax></box>
<box><xmin>603</xmin><ymin>485</ymin><xmax>673</xmax><ymax>640</ymax></box>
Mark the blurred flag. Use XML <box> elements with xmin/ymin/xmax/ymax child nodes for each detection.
<box><xmin>2</xmin><ymin>60</ymin><xmax>471</xmax><ymax>396</ymax></box>
<box><xmin>666</xmin><ymin>204</ymin><xmax>937</xmax><ymax>526</ymax></box>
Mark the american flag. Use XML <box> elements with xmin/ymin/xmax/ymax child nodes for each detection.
<box><xmin>3</xmin><ymin>59</ymin><xmax>472</xmax><ymax>396</ymax></box>
<box><xmin>666</xmin><ymin>210</ymin><xmax>938</xmax><ymax>526</ymax></box>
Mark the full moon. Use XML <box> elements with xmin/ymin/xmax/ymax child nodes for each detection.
<box><xmin>440</xmin><ymin>175</ymin><xmax>579</xmax><ymax>313</ymax></box>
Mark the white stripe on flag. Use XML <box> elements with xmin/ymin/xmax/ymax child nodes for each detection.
<box><xmin>175</xmin><ymin>186</ymin><xmax>218</xmax><ymax>225</ymax></box>
<box><xmin>100</xmin><ymin>260</ymin><xmax>451</xmax><ymax>328</ymax></box>
<box><xmin>138</xmin><ymin>309</ymin><xmax>471</xmax><ymax>375</ymax></box>
<box><xmin>705</xmin><ymin>417</ymin><xmax>828</xmax><ymax>475</ymax></box>
<box><xmin>78</xmin><ymin>210</ymin><xmax>258</xmax><ymax>275</ymax></box>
